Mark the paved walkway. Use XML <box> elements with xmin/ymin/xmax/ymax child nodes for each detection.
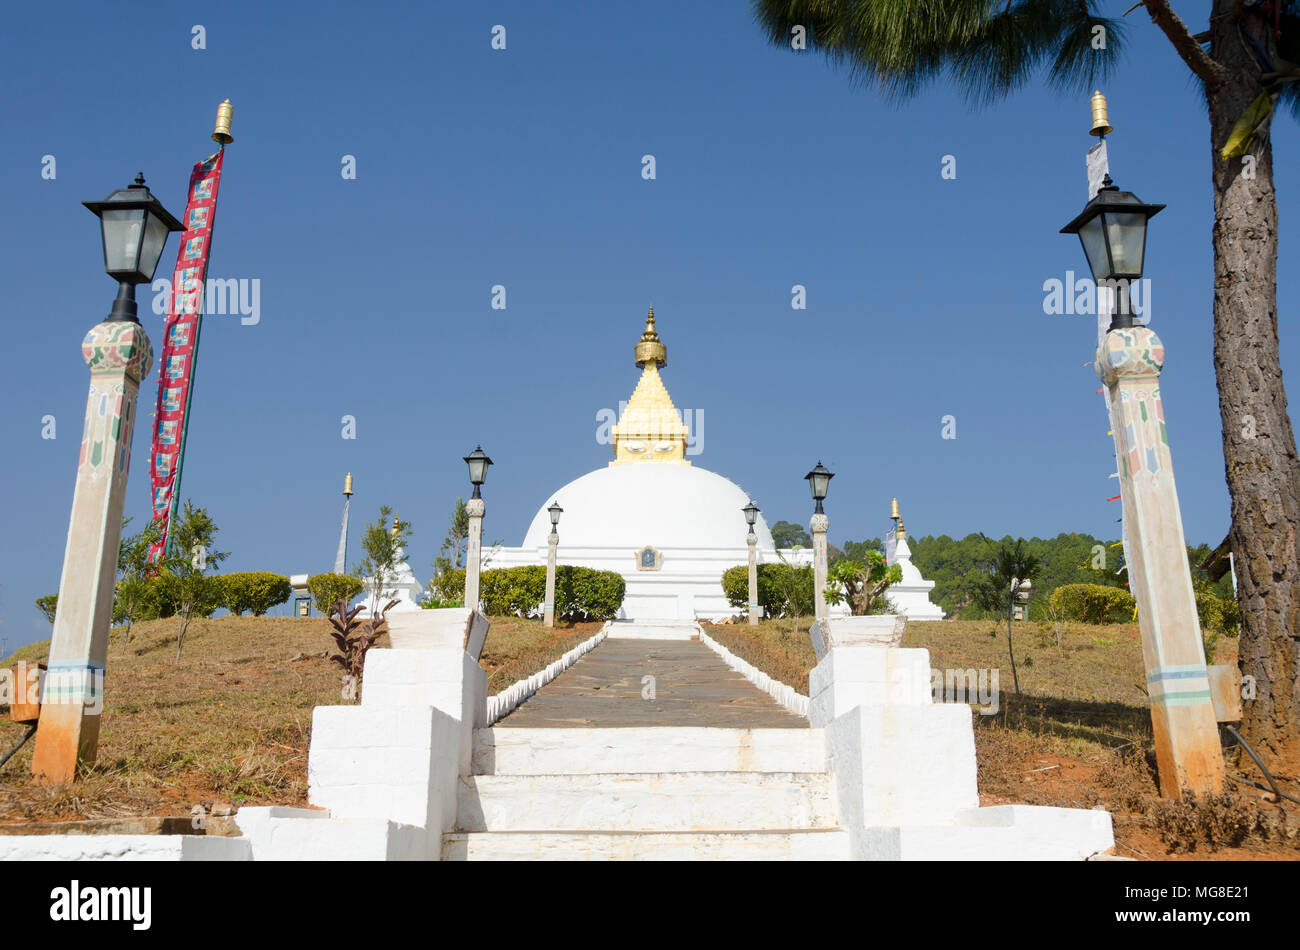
<box><xmin>496</xmin><ymin>637</ymin><xmax>807</xmax><ymax>728</ymax></box>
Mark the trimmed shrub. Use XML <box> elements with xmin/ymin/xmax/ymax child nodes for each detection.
<box><xmin>425</xmin><ymin>567</ymin><xmax>466</xmax><ymax>607</ymax></box>
<box><xmin>221</xmin><ymin>572</ymin><xmax>292</xmax><ymax>616</ymax></box>
<box><xmin>308</xmin><ymin>573</ymin><xmax>365</xmax><ymax>616</ymax></box>
<box><xmin>1048</xmin><ymin>583</ymin><xmax>1135</xmax><ymax>624</ymax></box>
<box><xmin>456</xmin><ymin>565</ymin><xmax>625</xmax><ymax>621</ymax></box>
<box><xmin>556</xmin><ymin>566</ymin><xmax>625</xmax><ymax>622</ymax></box>
<box><xmin>721</xmin><ymin>563</ymin><xmax>814</xmax><ymax>618</ymax></box>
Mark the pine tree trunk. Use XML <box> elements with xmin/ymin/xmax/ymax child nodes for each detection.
<box><xmin>1208</xmin><ymin>2</ymin><xmax>1300</xmax><ymax>768</ymax></box>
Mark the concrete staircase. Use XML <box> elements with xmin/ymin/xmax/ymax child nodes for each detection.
<box><xmin>442</xmin><ymin>726</ymin><xmax>851</xmax><ymax>860</ymax></box>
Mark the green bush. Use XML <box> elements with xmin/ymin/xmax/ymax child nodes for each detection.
<box><xmin>308</xmin><ymin>573</ymin><xmax>365</xmax><ymax>615</ymax></box>
<box><xmin>451</xmin><ymin>565</ymin><xmax>625</xmax><ymax>621</ymax></box>
<box><xmin>1048</xmin><ymin>583</ymin><xmax>1136</xmax><ymax>624</ymax></box>
<box><xmin>425</xmin><ymin>567</ymin><xmax>466</xmax><ymax>606</ymax></box>
<box><xmin>1194</xmin><ymin>580</ymin><xmax>1240</xmax><ymax>637</ymax></box>
<box><xmin>721</xmin><ymin>563</ymin><xmax>814</xmax><ymax>618</ymax></box>
<box><xmin>221</xmin><ymin>572</ymin><xmax>292</xmax><ymax>616</ymax></box>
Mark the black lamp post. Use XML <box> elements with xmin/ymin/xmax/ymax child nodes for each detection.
<box><xmin>742</xmin><ymin>500</ymin><xmax>760</xmax><ymax>535</ymax></box>
<box><xmin>548</xmin><ymin>500</ymin><xmax>563</xmax><ymax>535</ymax></box>
<box><xmin>804</xmin><ymin>461</ymin><xmax>833</xmax><ymax>515</ymax></box>
<box><xmin>464</xmin><ymin>446</ymin><xmax>492</xmax><ymax>499</ymax></box>
<box><xmin>83</xmin><ymin>173</ymin><xmax>183</xmax><ymax>324</ymax></box>
<box><xmin>1059</xmin><ymin>176</ymin><xmax>1164</xmax><ymax>331</ymax></box>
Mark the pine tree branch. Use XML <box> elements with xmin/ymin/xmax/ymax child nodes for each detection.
<box><xmin>1137</xmin><ymin>0</ymin><xmax>1228</xmax><ymax>89</ymax></box>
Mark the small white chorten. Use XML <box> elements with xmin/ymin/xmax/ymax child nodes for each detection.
<box><xmin>883</xmin><ymin>499</ymin><xmax>944</xmax><ymax>621</ymax></box>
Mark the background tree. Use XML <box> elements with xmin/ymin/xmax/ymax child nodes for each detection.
<box><xmin>753</xmin><ymin>0</ymin><xmax>1300</xmax><ymax>769</ymax></box>
<box><xmin>355</xmin><ymin>506</ymin><xmax>411</xmax><ymax>613</ymax></box>
<box><xmin>973</xmin><ymin>537</ymin><xmax>1043</xmax><ymax>696</ymax></box>
<box><xmin>428</xmin><ymin>498</ymin><xmax>469</xmax><ymax>604</ymax></box>
<box><xmin>770</xmin><ymin>520</ymin><xmax>811</xmax><ymax>548</ymax></box>
<box><xmin>114</xmin><ymin>518</ymin><xmax>161</xmax><ymax>643</ymax></box>
<box><xmin>158</xmin><ymin>501</ymin><xmax>228</xmax><ymax>660</ymax></box>
<box><xmin>35</xmin><ymin>594</ymin><xmax>57</xmax><ymax>625</ymax></box>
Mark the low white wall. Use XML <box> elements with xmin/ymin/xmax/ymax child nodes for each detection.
<box><xmin>0</xmin><ymin>834</ymin><xmax>251</xmax><ymax>861</ymax></box>
<box><xmin>697</xmin><ymin>626</ymin><xmax>810</xmax><ymax>719</ymax></box>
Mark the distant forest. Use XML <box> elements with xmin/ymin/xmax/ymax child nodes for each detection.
<box><xmin>830</xmin><ymin>532</ymin><xmax>1232</xmax><ymax>620</ymax></box>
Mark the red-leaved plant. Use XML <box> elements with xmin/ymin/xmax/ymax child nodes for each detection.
<box><xmin>327</xmin><ymin>596</ymin><xmax>398</xmax><ymax>702</ymax></box>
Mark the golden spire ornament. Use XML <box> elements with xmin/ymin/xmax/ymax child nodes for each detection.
<box><xmin>1089</xmin><ymin>90</ymin><xmax>1112</xmax><ymax>137</ymax></box>
<box><xmin>634</xmin><ymin>306</ymin><xmax>667</xmax><ymax>368</ymax></box>
<box><xmin>212</xmin><ymin>99</ymin><xmax>234</xmax><ymax>145</ymax></box>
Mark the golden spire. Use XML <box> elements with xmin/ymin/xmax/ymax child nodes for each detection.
<box><xmin>212</xmin><ymin>99</ymin><xmax>235</xmax><ymax>145</ymax></box>
<box><xmin>891</xmin><ymin>498</ymin><xmax>906</xmax><ymax>539</ymax></box>
<box><xmin>391</xmin><ymin>512</ymin><xmax>400</xmax><ymax>536</ymax></box>
<box><xmin>1090</xmin><ymin>91</ymin><xmax>1112</xmax><ymax>137</ymax></box>
<box><xmin>634</xmin><ymin>307</ymin><xmax>667</xmax><ymax>369</ymax></box>
<box><xmin>612</xmin><ymin>308</ymin><xmax>688</xmax><ymax>465</ymax></box>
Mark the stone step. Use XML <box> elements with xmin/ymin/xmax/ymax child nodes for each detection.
<box><xmin>607</xmin><ymin>622</ymin><xmax>697</xmax><ymax>640</ymax></box>
<box><xmin>472</xmin><ymin>727</ymin><xmax>826</xmax><ymax>775</ymax></box>
<box><xmin>443</xmin><ymin>829</ymin><xmax>851</xmax><ymax>861</ymax></box>
<box><xmin>456</xmin><ymin>771</ymin><xmax>838</xmax><ymax>832</ymax></box>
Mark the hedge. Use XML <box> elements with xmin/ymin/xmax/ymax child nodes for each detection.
<box><xmin>308</xmin><ymin>573</ymin><xmax>365</xmax><ymax>615</ymax></box>
<box><xmin>721</xmin><ymin>563</ymin><xmax>815</xmax><ymax>618</ymax></box>
<box><xmin>221</xmin><ymin>572</ymin><xmax>292</xmax><ymax>616</ymax></box>
<box><xmin>1048</xmin><ymin>583</ymin><xmax>1135</xmax><ymax>624</ymax></box>
<box><xmin>429</xmin><ymin>565</ymin><xmax>625</xmax><ymax>621</ymax></box>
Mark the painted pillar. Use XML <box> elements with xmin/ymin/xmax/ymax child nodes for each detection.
<box><xmin>747</xmin><ymin>531</ymin><xmax>759</xmax><ymax>626</ymax></box>
<box><xmin>811</xmin><ymin>512</ymin><xmax>829</xmax><ymax>621</ymax></box>
<box><xmin>1099</xmin><ymin>327</ymin><xmax>1224</xmax><ymax>797</ymax></box>
<box><xmin>544</xmin><ymin>531</ymin><xmax>558</xmax><ymax>627</ymax></box>
<box><xmin>464</xmin><ymin>497</ymin><xmax>485</xmax><ymax>611</ymax></box>
<box><xmin>33</xmin><ymin>321</ymin><xmax>153</xmax><ymax>783</ymax></box>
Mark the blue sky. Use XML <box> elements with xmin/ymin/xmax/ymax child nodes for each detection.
<box><xmin>1</xmin><ymin>1</ymin><xmax>1295</xmax><ymax>648</ymax></box>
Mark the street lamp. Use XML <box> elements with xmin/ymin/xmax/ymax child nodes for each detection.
<box><xmin>805</xmin><ymin>461</ymin><xmax>834</xmax><ymax>620</ymax></box>
<box><xmin>464</xmin><ymin>446</ymin><xmax>493</xmax><ymax>499</ymax></box>
<box><xmin>1058</xmin><ymin>95</ymin><xmax>1222</xmax><ymax>796</ymax></box>
<box><xmin>743</xmin><ymin>501</ymin><xmax>760</xmax><ymax>626</ymax></box>
<box><xmin>462</xmin><ymin>446</ymin><xmax>492</xmax><ymax>612</ymax></box>
<box><xmin>83</xmin><ymin>173</ymin><xmax>183</xmax><ymax>323</ymax></box>
<box><xmin>1059</xmin><ymin>176</ymin><xmax>1164</xmax><ymax>330</ymax></box>
<box><xmin>804</xmin><ymin>461</ymin><xmax>833</xmax><ymax>515</ymax></box>
<box><xmin>544</xmin><ymin>501</ymin><xmax>563</xmax><ymax>627</ymax></box>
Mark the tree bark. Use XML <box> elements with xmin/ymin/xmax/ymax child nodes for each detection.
<box><xmin>1208</xmin><ymin>1</ymin><xmax>1300</xmax><ymax>768</ymax></box>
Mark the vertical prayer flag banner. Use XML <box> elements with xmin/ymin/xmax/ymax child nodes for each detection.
<box><xmin>147</xmin><ymin>149</ymin><xmax>224</xmax><ymax>563</ymax></box>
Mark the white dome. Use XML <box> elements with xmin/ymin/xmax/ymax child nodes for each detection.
<box><xmin>521</xmin><ymin>464</ymin><xmax>773</xmax><ymax>551</ymax></box>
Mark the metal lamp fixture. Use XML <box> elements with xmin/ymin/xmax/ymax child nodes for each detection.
<box><xmin>83</xmin><ymin>174</ymin><xmax>183</xmax><ymax>323</ymax></box>
<box><xmin>804</xmin><ymin>461</ymin><xmax>834</xmax><ymax>514</ymax></box>
<box><xmin>1060</xmin><ymin>177</ymin><xmax>1164</xmax><ymax>331</ymax></box>
<box><xmin>464</xmin><ymin>446</ymin><xmax>492</xmax><ymax>498</ymax></box>
<box><xmin>742</xmin><ymin>500</ymin><xmax>760</xmax><ymax>535</ymax></box>
<box><xmin>548</xmin><ymin>500</ymin><xmax>563</xmax><ymax>534</ymax></box>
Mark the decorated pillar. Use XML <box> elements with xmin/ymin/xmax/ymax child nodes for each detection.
<box><xmin>811</xmin><ymin>513</ymin><xmax>829</xmax><ymax>621</ymax></box>
<box><xmin>747</xmin><ymin>532</ymin><xmax>759</xmax><ymax>626</ymax></box>
<box><xmin>33</xmin><ymin>321</ymin><xmax>153</xmax><ymax>783</ymax></box>
<box><xmin>544</xmin><ymin>532</ymin><xmax>558</xmax><ymax>627</ymax></box>
<box><xmin>465</xmin><ymin>497</ymin><xmax>485</xmax><ymax>611</ymax></box>
<box><xmin>1099</xmin><ymin>327</ymin><xmax>1224</xmax><ymax>796</ymax></box>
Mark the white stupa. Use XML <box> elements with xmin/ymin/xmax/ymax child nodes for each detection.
<box><xmin>356</xmin><ymin>514</ymin><xmax>424</xmax><ymax>616</ymax></box>
<box><xmin>491</xmin><ymin>309</ymin><xmax>812</xmax><ymax>620</ymax></box>
<box><xmin>882</xmin><ymin>498</ymin><xmax>945</xmax><ymax>620</ymax></box>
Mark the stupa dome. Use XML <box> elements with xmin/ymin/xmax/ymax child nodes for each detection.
<box><xmin>521</xmin><ymin>463</ymin><xmax>773</xmax><ymax>551</ymax></box>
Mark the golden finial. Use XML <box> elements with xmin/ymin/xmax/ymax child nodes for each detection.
<box><xmin>391</xmin><ymin>512</ymin><xmax>400</xmax><ymax>536</ymax></box>
<box><xmin>1090</xmin><ymin>91</ymin><xmax>1112</xmax><ymax>137</ymax></box>
<box><xmin>212</xmin><ymin>99</ymin><xmax>234</xmax><ymax>145</ymax></box>
<box><xmin>890</xmin><ymin>497</ymin><xmax>900</xmax><ymax>520</ymax></box>
<box><xmin>634</xmin><ymin>306</ymin><xmax>667</xmax><ymax>369</ymax></box>
<box><xmin>896</xmin><ymin>518</ymin><xmax>906</xmax><ymax>540</ymax></box>
<box><xmin>343</xmin><ymin>473</ymin><xmax>353</xmax><ymax>496</ymax></box>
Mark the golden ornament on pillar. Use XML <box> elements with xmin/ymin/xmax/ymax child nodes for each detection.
<box><xmin>1089</xmin><ymin>91</ymin><xmax>1112</xmax><ymax>137</ymax></box>
<box><xmin>343</xmin><ymin>472</ymin><xmax>353</xmax><ymax>497</ymax></box>
<box><xmin>212</xmin><ymin>99</ymin><xmax>235</xmax><ymax>145</ymax></box>
<box><xmin>890</xmin><ymin>497</ymin><xmax>900</xmax><ymax>520</ymax></box>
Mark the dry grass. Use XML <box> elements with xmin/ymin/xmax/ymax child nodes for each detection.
<box><xmin>701</xmin><ymin>616</ymin><xmax>1300</xmax><ymax>860</ymax></box>
<box><xmin>0</xmin><ymin>614</ymin><xmax>596</xmax><ymax>824</ymax></box>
